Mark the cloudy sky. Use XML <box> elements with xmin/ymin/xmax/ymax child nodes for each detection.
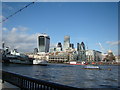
<box><xmin>1</xmin><ymin>1</ymin><xmax>119</xmax><ymax>55</ymax></box>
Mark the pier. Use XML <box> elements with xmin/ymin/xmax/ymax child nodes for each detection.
<box><xmin>2</xmin><ymin>70</ymin><xmax>80</xmax><ymax>90</ymax></box>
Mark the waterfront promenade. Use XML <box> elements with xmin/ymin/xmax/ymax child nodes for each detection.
<box><xmin>0</xmin><ymin>79</ymin><xmax>20</xmax><ymax>89</ymax></box>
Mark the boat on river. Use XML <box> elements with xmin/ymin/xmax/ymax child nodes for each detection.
<box><xmin>2</xmin><ymin>53</ymin><xmax>33</xmax><ymax>64</ymax></box>
<box><xmin>33</xmin><ymin>59</ymin><xmax>48</xmax><ymax>66</ymax></box>
<box><xmin>69</xmin><ymin>61</ymin><xmax>88</xmax><ymax>65</ymax></box>
<box><xmin>83</xmin><ymin>65</ymin><xmax>101</xmax><ymax>70</ymax></box>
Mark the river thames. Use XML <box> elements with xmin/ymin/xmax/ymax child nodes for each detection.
<box><xmin>2</xmin><ymin>63</ymin><xmax>119</xmax><ymax>89</ymax></box>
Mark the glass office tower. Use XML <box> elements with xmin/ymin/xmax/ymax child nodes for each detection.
<box><xmin>38</xmin><ymin>34</ymin><xmax>50</xmax><ymax>53</ymax></box>
<box><xmin>77</xmin><ymin>42</ymin><xmax>86</xmax><ymax>61</ymax></box>
<box><xmin>63</xmin><ymin>35</ymin><xmax>70</xmax><ymax>51</ymax></box>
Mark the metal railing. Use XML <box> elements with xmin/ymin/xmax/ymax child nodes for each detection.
<box><xmin>2</xmin><ymin>70</ymin><xmax>81</xmax><ymax>90</ymax></box>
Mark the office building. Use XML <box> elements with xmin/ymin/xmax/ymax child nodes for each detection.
<box><xmin>102</xmin><ymin>50</ymin><xmax>115</xmax><ymax>62</ymax></box>
<box><xmin>63</xmin><ymin>36</ymin><xmax>70</xmax><ymax>51</ymax></box>
<box><xmin>56</xmin><ymin>42</ymin><xmax>62</xmax><ymax>51</ymax></box>
<box><xmin>77</xmin><ymin>42</ymin><xmax>85</xmax><ymax>51</ymax></box>
<box><xmin>70</xmin><ymin>43</ymin><xmax>74</xmax><ymax>49</ymax></box>
<box><xmin>57</xmin><ymin>42</ymin><xmax>62</xmax><ymax>48</ymax></box>
<box><xmin>77</xmin><ymin>42</ymin><xmax>86</xmax><ymax>61</ymax></box>
<box><xmin>38</xmin><ymin>34</ymin><xmax>50</xmax><ymax>53</ymax></box>
<box><xmin>34</xmin><ymin>48</ymin><xmax>38</xmax><ymax>54</ymax></box>
<box><xmin>86</xmin><ymin>50</ymin><xmax>102</xmax><ymax>62</ymax></box>
<box><xmin>77</xmin><ymin>43</ymin><xmax>80</xmax><ymax>51</ymax></box>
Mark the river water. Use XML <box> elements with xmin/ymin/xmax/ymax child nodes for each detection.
<box><xmin>2</xmin><ymin>63</ymin><xmax>119</xmax><ymax>88</ymax></box>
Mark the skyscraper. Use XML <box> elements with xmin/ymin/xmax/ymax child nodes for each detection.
<box><xmin>81</xmin><ymin>42</ymin><xmax>85</xmax><ymax>50</ymax></box>
<box><xmin>2</xmin><ymin>41</ymin><xmax>5</xmax><ymax>49</ymax></box>
<box><xmin>56</xmin><ymin>42</ymin><xmax>62</xmax><ymax>51</ymax></box>
<box><xmin>77</xmin><ymin>42</ymin><xmax>86</xmax><ymax>61</ymax></box>
<box><xmin>77</xmin><ymin>42</ymin><xmax>85</xmax><ymax>51</ymax></box>
<box><xmin>63</xmin><ymin>36</ymin><xmax>70</xmax><ymax>51</ymax></box>
<box><xmin>38</xmin><ymin>34</ymin><xmax>50</xmax><ymax>53</ymax></box>
<box><xmin>70</xmin><ymin>43</ymin><xmax>74</xmax><ymax>49</ymax></box>
<box><xmin>77</xmin><ymin>43</ymin><xmax>80</xmax><ymax>51</ymax></box>
<box><xmin>34</xmin><ymin>48</ymin><xmax>38</xmax><ymax>54</ymax></box>
<box><xmin>57</xmin><ymin>42</ymin><xmax>62</xmax><ymax>48</ymax></box>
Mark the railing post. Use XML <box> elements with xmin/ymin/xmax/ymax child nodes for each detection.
<box><xmin>20</xmin><ymin>77</ymin><xmax>23</xmax><ymax>89</ymax></box>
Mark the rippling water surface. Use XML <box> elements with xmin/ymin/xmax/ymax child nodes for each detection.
<box><xmin>2</xmin><ymin>63</ymin><xmax>119</xmax><ymax>88</ymax></box>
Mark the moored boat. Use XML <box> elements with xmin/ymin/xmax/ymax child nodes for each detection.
<box><xmin>33</xmin><ymin>59</ymin><xmax>48</xmax><ymax>66</ymax></box>
<box><xmin>69</xmin><ymin>61</ymin><xmax>88</xmax><ymax>65</ymax></box>
<box><xmin>3</xmin><ymin>54</ymin><xmax>33</xmax><ymax>64</ymax></box>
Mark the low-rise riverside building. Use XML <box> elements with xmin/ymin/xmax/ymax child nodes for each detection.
<box><xmin>49</xmin><ymin>51</ymin><xmax>68</xmax><ymax>62</ymax></box>
<box><xmin>27</xmin><ymin>52</ymin><xmax>49</xmax><ymax>61</ymax></box>
<box><xmin>115</xmin><ymin>55</ymin><xmax>120</xmax><ymax>62</ymax></box>
<box><xmin>102</xmin><ymin>50</ymin><xmax>115</xmax><ymax>62</ymax></box>
<box><xmin>86</xmin><ymin>50</ymin><xmax>102</xmax><ymax>62</ymax></box>
<box><xmin>49</xmin><ymin>50</ymin><xmax>77</xmax><ymax>63</ymax></box>
<box><xmin>49</xmin><ymin>53</ymin><xmax>68</xmax><ymax>62</ymax></box>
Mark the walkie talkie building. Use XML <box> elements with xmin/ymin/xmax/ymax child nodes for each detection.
<box><xmin>38</xmin><ymin>34</ymin><xmax>50</xmax><ymax>53</ymax></box>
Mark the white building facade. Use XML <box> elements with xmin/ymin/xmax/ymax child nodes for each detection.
<box><xmin>86</xmin><ymin>50</ymin><xmax>102</xmax><ymax>62</ymax></box>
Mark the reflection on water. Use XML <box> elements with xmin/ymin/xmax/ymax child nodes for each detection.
<box><xmin>2</xmin><ymin>63</ymin><xmax>119</xmax><ymax>88</ymax></box>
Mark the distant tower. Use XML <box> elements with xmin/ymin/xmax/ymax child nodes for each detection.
<box><xmin>2</xmin><ymin>41</ymin><xmax>5</xmax><ymax>49</ymax></box>
<box><xmin>63</xmin><ymin>36</ymin><xmax>70</xmax><ymax>51</ymax></box>
<box><xmin>34</xmin><ymin>48</ymin><xmax>38</xmax><ymax>54</ymax></box>
<box><xmin>57</xmin><ymin>42</ymin><xmax>62</xmax><ymax>48</ymax></box>
<box><xmin>70</xmin><ymin>43</ymin><xmax>74</xmax><ymax>49</ymax></box>
<box><xmin>56</xmin><ymin>42</ymin><xmax>62</xmax><ymax>51</ymax></box>
<box><xmin>38</xmin><ymin>34</ymin><xmax>50</xmax><ymax>53</ymax></box>
<box><xmin>77</xmin><ymin>42</ymin><xmax>85</xmax><ymax>51</ymax></box>
<box><xmin>77</xmin><ymin>43</ymin><xmax>80</xmax><ymax>51</ymax></box>
<box><xmin>77</xmin><ymin>42</ymin><xmax>86</xmax><ymax>61</ymax></box>
<box><xmin>81</xmin><ymin>42</ymin><xmax>85</xmax><ymax>50</ymax></box>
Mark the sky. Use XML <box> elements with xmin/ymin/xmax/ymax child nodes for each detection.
<box><xmin>1</xmin><ymin>2</ymin><xmax>119</xmax><ymax>55</ymax></box>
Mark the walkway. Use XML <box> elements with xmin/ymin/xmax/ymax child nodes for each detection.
<box><xmin>0</xmin><ymin>79</ymin><xmax>20</xmax><ymax>90</ymax></box>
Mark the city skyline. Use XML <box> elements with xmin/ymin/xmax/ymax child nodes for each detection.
<box><xmin>2</xmin><ymin>2</ymin><xmax>119</xmax><ymax>55</ymax></box>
